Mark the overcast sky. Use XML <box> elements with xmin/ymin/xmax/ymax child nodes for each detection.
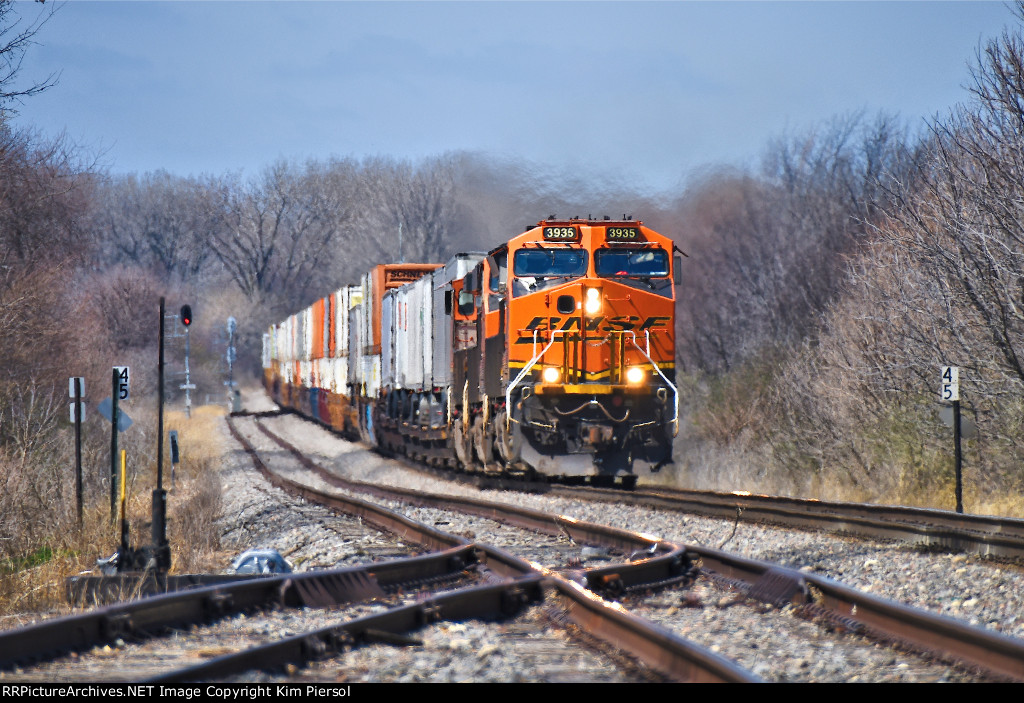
<box><xmin>8</xmin><ymin>1</ymin><xmax>1018</xmax><ymax>193</ymax></box>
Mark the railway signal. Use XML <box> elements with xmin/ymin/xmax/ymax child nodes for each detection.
<box><xmin>227</xmin><ymin>316</ymin><xmax>240</xmax><ymax>413</ymax></box>
<box><xmin>180</xmin><ymin>304</ymin><xmax>195</xmax><ymax>417</ymax></box>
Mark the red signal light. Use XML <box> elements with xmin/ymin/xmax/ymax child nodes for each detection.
<box><xmin>181</xmin><ymin>305</ymin><xmax>193</xmax><ymax>327</ymax></box>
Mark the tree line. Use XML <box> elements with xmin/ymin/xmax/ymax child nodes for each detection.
<box><xmin>675</xmin><ymin>5</ymin><xmax>1024</xmax><ymax>510</ymax></box>
<box><xmin>5</xmin><ymin>1</ymin><xmax>1024</xmax><ymax>565</ymax></box>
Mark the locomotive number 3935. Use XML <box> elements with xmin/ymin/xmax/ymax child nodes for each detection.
<box><xmin>543</xmin><ymin>226</ymin><xmax>578</xmax><ymax>240</ymax></box>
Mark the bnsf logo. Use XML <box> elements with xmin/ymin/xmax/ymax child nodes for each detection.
<box><xmin>516</xmin><ymin>315</ymin><xmax>671</xmax><ymax>342</ymax></box>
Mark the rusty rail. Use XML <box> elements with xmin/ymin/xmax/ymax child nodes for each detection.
<box><xmin>4</xmin><ymin>547</ymin><xmax>480</xmax><ymax>670</ymax></box>
<box><xmin>0</xmin><ymin>418</ymin><xmax>760</xmax><ymax>683</ymax></box>
<box><xmin>691</xmin><ymin>544</ymin><xmax>1024</xmax><ymax>682</ymax></box>
<box><xmin>245</xmin><ymin>415</ymin><xmax>1024</xmax><ymax>682</ymax></box>
<box><xmin>565</xmin><ymin>485</ymin><xmax>1024</xmax><ymax>559</ymax></box>
<box><xmin>251</xmin><ymin>417</ymin><xmax>694</xmax><ymax>594</ymax></box>
<box><xmin>147</xmin><ymin>577</ymin><xmax>548</xmax><ymax>683</ymax></box>
<box><xmin>231</xmin><ymin>415</ymin><xmax>757</xmax><ymax>682</ymax></box>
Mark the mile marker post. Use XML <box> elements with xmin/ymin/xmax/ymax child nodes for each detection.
<box><xmin>110</xmin><ymin>368</ymin><xmax>119</xmax><ymax>522</ymax></box>
<box><xmin>941</xmin><ymin>366</ymin><xmax>963</xmax><ymax>514</ymax></box>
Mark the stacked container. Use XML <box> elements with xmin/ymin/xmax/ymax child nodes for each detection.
<box><xmin>377</xmin><ymin>253</ymin><xmax>484</xmax><ymax>395</ymax></box>
<box><xmin>432</xmin><ymin>253</ymin><xmax>485</xmax><ymax>389</ymax></box>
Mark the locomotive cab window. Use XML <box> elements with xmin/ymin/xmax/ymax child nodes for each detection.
<box><xmin>454</xmin><ymin>275</ymin><xmax>477</xmax><ymax>317</ymax></box>
<box><xmin>457</xmin><ymin>288</ymin><xmax>476</xmax><ymax>316</ymax></box>
<box><xmin>488</xmin><ymin>250</ymin><xmax>508</xmax><ymax>309</ymax></box>
<box><xmin>595</xmin><ymin>248</ymin><xmax>672</xmax><ymax>297</ymax></box>
<box><xmin>595</xmin><ymin>248</ymin><xmax>669</xmax><ymax>277</ymax></box>
<box><xmin>512</xmin><ymin>247</ymin><xmax>588</xmax><ymax>296</ymax></box>
<box><xmin>488</xmin><ymin>251</ymin><xmax>508</xmax><ymax>292</ymax></box>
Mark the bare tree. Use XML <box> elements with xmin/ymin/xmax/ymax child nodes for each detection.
<box><xmin>355</xmin><ymin>155</ymin><xmax>463</xmax><ymax>266</ymax></box>
<box><xmin>674</xmin><ymin>113</ymin><xmax>909</xmax><ymax>374</ymax></box>
<box><xmin>89</xmin><ymin>171</ymin><xmax>219</xmax><ymax>282</ymax></box>
<box><xmin>207</xmin><ymin>159</ymin><xmax>358</xmax><ymax>306</ymax></box>
<box><xmin>755</xmin><ymin>9</ymin><xmax>1024</xmax><ymax>502</ymax></box>
<box><xmin>877</xmin><ymin>10</ymin><xmax>1024</xmax><ymax>403</ymax></box>
<box><xmin>0</xmin><ymin>125</ymin><xmax>94</xmax><ymax>393</ymax></box>
<box><xmin>0</xmin><ymin>124</ymin><xmax>92</xmax><ymax>267</ymax></box>
<box><xmin>0</xmin><ymin>117</ymin><xmax>105</xmax><ymax>560</ymax></box>
<box><xmin>0</xmin><ymin>0</ymin><xmax>58</xmax><ymax>110</ymax></box>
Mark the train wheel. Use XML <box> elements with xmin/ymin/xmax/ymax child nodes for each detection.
<box><xmin>471</xmin><ymin>416</ymin><xmax>497</xmax><ymax>472</ymax></box>
<box><xmin>452</xmin><ymin>420</ymin><xmax>473</xmax><ymax>469</ymax></box>
<box><xmin>494</xmin><ymin>409</ymin><xmax>522</xmax><ymax>464</ymax></box>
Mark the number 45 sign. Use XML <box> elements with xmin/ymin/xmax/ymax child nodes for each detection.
<box><xmin>114</xmin><ymin>366</ymin><xmax>130</xmax><ymax>401</ymax></box>
<box><xmin>941</xmin><ymin>366</ymin><xmax>959</xmax><ymax>402</ymax></box>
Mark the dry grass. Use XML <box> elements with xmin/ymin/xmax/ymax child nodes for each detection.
<box><xmin>0</xmin><ymin>403</ymin><xmax>230</xmax><ymax>626</ymax></box>
<box><xmin>0</xmin><ymin>503</ymin><xmax>128</xmax><ymax>626</ymax></box>
<box><xmin>4</xmin><ymin>393</ymin><xmax>1023</xmax><ymax>630</ymax></box>
<box><xmin>626</xmin><ymin>430</ymin><xmax>1024</xmax><ymax>523</ymax></box>
<box><xmin>164</xmin><ymin>405</ymin><xmax>228</xmax><ymax>573</ymax></box>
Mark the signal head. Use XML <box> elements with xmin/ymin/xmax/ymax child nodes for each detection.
<box><xmin>181</xmin><ymin>304</ymin><xmax>193</xmax><ymax>327</ymax></box>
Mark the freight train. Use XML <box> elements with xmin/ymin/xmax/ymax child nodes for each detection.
<box><xmin>262</xmin><ymin>217</ymin><xmax>682</xmax><ymax>488</ymax></box>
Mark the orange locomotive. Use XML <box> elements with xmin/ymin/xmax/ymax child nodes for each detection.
<box><xmin>263</xmin><ymin>217</ymin><xmax>681</xmax><ymax>487</ymax></box>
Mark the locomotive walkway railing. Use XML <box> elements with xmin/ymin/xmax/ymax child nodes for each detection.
<box><xmin>504</xmin><ymin>328</ymin><xmax>563</xmax><ymax>430</ymax></box>
<box><xmin>629</xmin><ymin>329</ymin><xmax>679</xmax><ymax>436</ymax></box>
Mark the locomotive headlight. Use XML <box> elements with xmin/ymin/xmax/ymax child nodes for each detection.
<box><xmin>542</xmin><ymin>367</ymin><xmax>561</xmax><ymax>384</ymax></box>
<box><xmin>584</xmin><ymin>287</ymin><xmax>602</xmax><ymax>314</ymax></box>
<box><xmin>626</xmin><ymin>366</ymin><xmax>645</xmax><ymax>384</ymax></box>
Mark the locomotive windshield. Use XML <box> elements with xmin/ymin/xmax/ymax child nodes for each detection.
<box><xmin>594</xmin><ymin>248</ymin><xmax>669</xmax><ymax>278</ymax></box>
<box><xmin>595</xmin><ymin>248</ymin><xmax>672</xmax><ymax>297</ymax></box>
<box><xmin>512</xmin><ymin>247</ymin><xmax>588</xmax><ymax>295</ymax></box>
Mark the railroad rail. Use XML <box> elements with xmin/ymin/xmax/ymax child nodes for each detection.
<box><xmin>8</xmin><ymin>410</ymin><xmax>1024</xmax><ymax>682</ymax></box>
<box><xmin>0</xmin><ymin>417</ymin><xmax>757</xmax><ymax>683</ymax></box>
<box><xmin>244</xmin><ymin>414</ymin><xmax>1024</xmax><ymax>682</ymax></box>
<box><xmin>4</xmin><ymin>548</ymin><xmax>484</xmax><ymax>671</ymax></box>
<box><xmin>240</xmin><ymin>404</ymin><xmax>1024</xmax><ymax>561</ymax></box>
<box><xmin>690</xmin><ymin>544</ymin><xmax>1024</xmax><ymax>681</ymax></box>
<box><xmin>247</xmin><ymin>417</ymin><xmax>693</xmax><ymax>596</ymax></box>
<box><xmin>231</xmin><ymin>415</ymin><xmax>755</xmax><ymax>682</ymax></box>
<box><xmin>554</xmin><ymin>485</ymin><xmax>1024</xmax><ymax>560</ymax></box>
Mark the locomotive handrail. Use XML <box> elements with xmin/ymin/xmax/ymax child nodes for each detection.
<box><xmin>505</xmin><ymin>329</ymin><xmax>565</xmax><ymax>430</ymax></box>
<box><xmin>629</xmin><ymin>330</ymin><xmax>679</xmax><ymax>436</ymax></box>
<box><xmin>505</xmin><ymin>328</ymin><xmax>678</xmax><ymax>435</ymax></box>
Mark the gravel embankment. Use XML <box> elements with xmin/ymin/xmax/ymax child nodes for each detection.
<box><xmin>215</xmin><ymin>410</ymin><xmax>649</xmax><ymax>683</ymax></box>
<box><xmin>260</xmin><ymin>409</ymin><xmax>1024</xmax><ymax>641</ymax></box>
<box><xmin>216</xmin><ymin>392</ymin><xmax>1017</xmax><ymax>682</ymax></box>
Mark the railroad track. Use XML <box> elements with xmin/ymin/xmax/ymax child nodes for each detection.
<box><xmin>244</xmin><ymin>406</ymin><xmax>1024</xmax><ymax>562</ymax></box>
<box><xmin>0</xmin><ymin>416</ymin><xmax>749</xmax><ymax>683</ymax></box>
<box><xmin>4</xmin><ymin>406</ymin><xmax>1024</xmax><ymax>682</ymax></box>
<box><xmin>555</xmin><ymin>484</ymin><xmax>1024</xmax><ymax>561</ymax></box>
<box><xmin>241</xmin><ymin>414</ymin><xmax>1024</xmax><ymax>682</ymax></box>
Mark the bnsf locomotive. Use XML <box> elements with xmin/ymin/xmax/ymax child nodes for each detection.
<box><xmin>262</xmin><ymin>217</ymin><xmax>681</xmax><ymax>487</ymax></box>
